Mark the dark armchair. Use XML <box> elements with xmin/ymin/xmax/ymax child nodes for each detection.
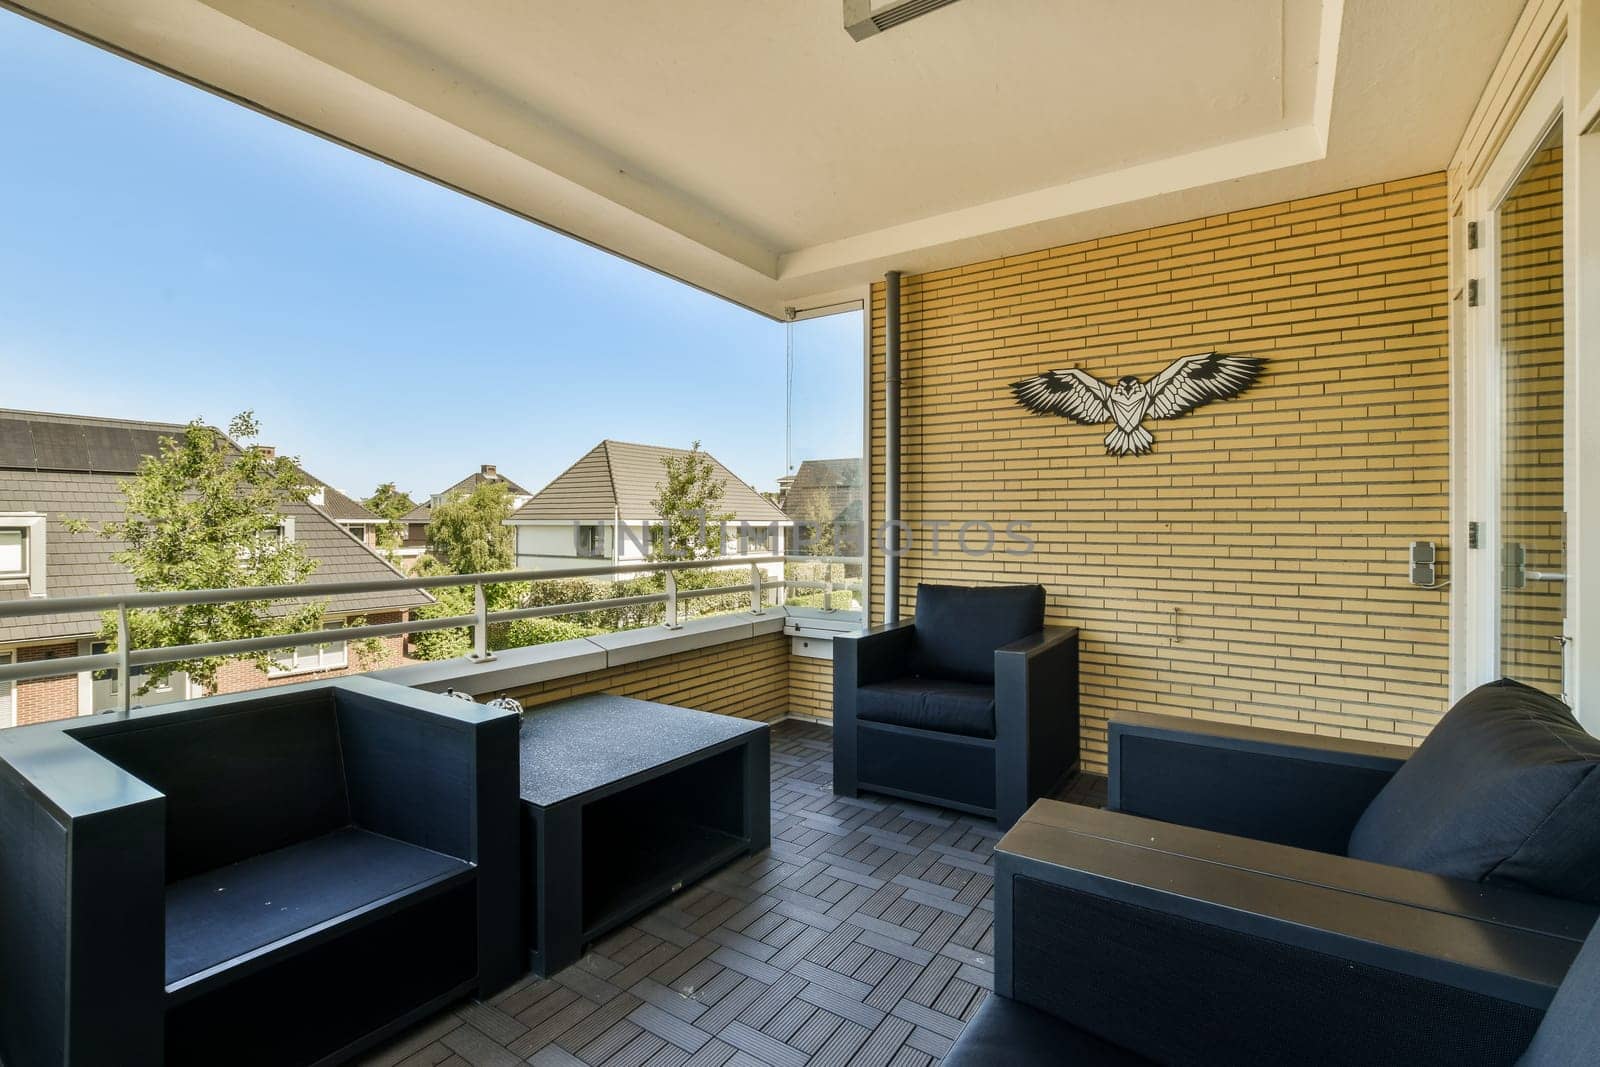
<box><xmin>833</xmin><ymin>583</ymin><xmax>1079</xmax><ymax>828</ymax></box>
<box><xmin>0</xmin><ymin>677</ymin><xmax>522</xmax><ymax>1067</ymax></box>
<box><xmin>947</xmin><ymin>677</ymin><xmax>1600</xmax><ymax>1064</ymax></box>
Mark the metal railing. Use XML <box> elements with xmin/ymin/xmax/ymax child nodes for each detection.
<box><xmin>0</xmin><ymin>555</ymin><xmax>863</xmax><ymax>712</ymax></box>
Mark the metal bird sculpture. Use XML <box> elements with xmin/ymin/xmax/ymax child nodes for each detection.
<box><xmin>1011</xmin><ymin>351</ymin><xmax>1265</xmax><ymax>456</ymax></box>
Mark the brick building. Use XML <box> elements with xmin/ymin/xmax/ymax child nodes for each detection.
<box><xmin>0</xmin><ymin>409</ymin><xmax>429</xmax><ymax>726</ymax></box>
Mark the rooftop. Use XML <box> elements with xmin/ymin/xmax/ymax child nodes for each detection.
<box><xmin>513</xmin><ymin>440</ymin><xmax>789</xmax><ymax>525</ymax></box>
<box><xmin>0</xmin><ymin>409</ymin><xmax>427</xmax><ymax>643</ymax></box>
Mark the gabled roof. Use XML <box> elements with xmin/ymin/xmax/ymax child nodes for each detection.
<box><xmin>0</xmin><ymin>410</ymin><xmax>428</xmax><ymax>645</ymax></box>
<box><xmin>782</xmin><ymin>458</ymin><xmax>863</xmax><ymax>525</ymax></box>
<box><xmin>297</xmin><ymin>469</ymin><xmax>381</xmax><ymax>524</ymax></box>
<box><xmin>512</xmin><ymin>440</ymin><xmax>788</xmax><ymax>524</ymax></box>
<box><xmin>435</xmin><ymin>467</ymin><xmax>531</xmax><ymax>502</ymax></box>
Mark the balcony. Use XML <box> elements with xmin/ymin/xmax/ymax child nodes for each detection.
<box><xmin>4</xmin><ymin>0</ymin><xmax>1600</xmax><ymax>1064</ymax></box>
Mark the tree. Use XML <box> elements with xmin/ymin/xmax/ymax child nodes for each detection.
<box><xmin>650</xmin><ymin>441</ymin><xmax>733</xmax><ymax>561</ymax></box>
<box><xmin>68</xmin><ymin>413</ymin><xmax>333</xmax><ymax>694</ymax></box>
<box><xmin>363</xmin><ymin>481</ymin><xmax>417</xmax><ymax>557</ymax></box>
<box><xmin>426</xmin><ymin>481</ymin><xmax>515</xmax><ymax>574</ymax></box>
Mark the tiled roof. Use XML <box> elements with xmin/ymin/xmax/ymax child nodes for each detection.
<box><xmin>782</xmin><ymin>458</ymin><xmax>863</xmax><ymax>524</ymax></box>
<box><xmin>0</xmin><ymin>411</ymin><xmax>428</xmax><ymax>646</ymax></box>
<box><xmin>436</xmin><ymin>468</ymin><xmax>531</xmax><ymax>501</ymax></box>
<box><xmin>512</xmin><ymin>440</ymin><xmax>788</xmax><ymax>524</ymax></box>
<box><xmin>298</xmin><ymin>469</ymin><xmax>381</xmax><ymax>524</ymax></box>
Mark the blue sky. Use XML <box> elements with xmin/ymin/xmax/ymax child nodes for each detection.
<box><xmin>0</xmin><ymin>10</ymin><xmax>861</xmax><ymax>501</ymax></box>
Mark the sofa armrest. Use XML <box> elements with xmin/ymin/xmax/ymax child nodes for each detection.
<box><xmin>992</xmin><ymin>800</ymin><xmax>1591</xmax><ymax>1067</ymax></box>
<box><xmin>333</xmin><ymin>678</ymin><xmax>523</xmax><ymax>993</ymax></box>
<box><xmin>0</xmin><ymin>720</ymin><xmax>166</xmax><ymax>1067</ymax></box>
<box><xmin>994</xmin><ymin>626</ymin><xmax>1079</xmax><ymax>828</ymax></box>
<box><xmin>833</xmin><ymin>621</ymin><xmax>917</xmax><ymax>689</ymax></box>
<box><xmin>1108</xmin><ymin>711</ymin><xmax>1412</xmax><ymax>854</ymax></box>
<box><xmin>334</xmin><ymin>680</ymin><xmax>519</xmax><ymax>861</ymax></box>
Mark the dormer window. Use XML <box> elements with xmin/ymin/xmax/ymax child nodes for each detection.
<box><xmin>0</xmin><ymin>528</ymin><xmax>27</xmax><ymax>579</ymax></box>
<box><xmin>0</xmin><ymin>514</ymin><xmax>46</xmax><ymax>595</ymax></box>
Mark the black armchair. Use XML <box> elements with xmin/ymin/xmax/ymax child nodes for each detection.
<box><xmin>833</xmin><ymin>583</ymin><xmax>1079</xmax><ymax>828</ymax></box>
<box><xmin>0</xmin><ymin>677</ymin><xmax>522</xmax><ymax>1067</ymax></box>
<box><xmin>947</xmin><ymin>677</ymin><xmax>1600</xmax><ymax>1063</ymax></box>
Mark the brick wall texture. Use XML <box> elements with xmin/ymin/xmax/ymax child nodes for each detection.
<box><xmin>14</xmin><ymin>642</ymin><xmax>78</xmax><ymax>726</ymax></box>
<box><xmin>788</xmin><ymin>651</ymin><xmax>833</xmax><ymax>721</ymax></box>
<box><xmin>505</xmin><ymin>630</ymin><xmax>791</xmax><ymax>721</ymax></box>
<box><xmin>868</xmin><ymin>172</ymin><xmax>1452</xmax><ymax>773</ymax></box>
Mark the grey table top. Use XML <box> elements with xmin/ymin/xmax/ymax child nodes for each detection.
<box><xmin>517</xmin><ymin>693</ymin><xmax>768</xmax><ymax>808</ymax></box>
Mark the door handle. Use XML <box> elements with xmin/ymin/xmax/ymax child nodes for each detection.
<box><xmin>1526</xmin><ymin>571</ymin><xmax>1567</xmax><ymax>582</ymax></box>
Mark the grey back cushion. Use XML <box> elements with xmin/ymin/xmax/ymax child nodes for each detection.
<box><xmin>910</xmin><ymin>583</ymin><xmax>1045</xmax><ymax>684</ymax></box>
<box><xmin>1347</xmin><ymin>679</ymin><xmax>1600</xmax><ymax>904</ymax></box>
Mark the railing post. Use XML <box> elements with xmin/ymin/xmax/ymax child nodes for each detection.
<box><xmin>664</xmin><ymin>570</ymin><xmax>681</xmax><ymax>630</ymax></box>
<box><xmin>471</xmin><ymin>583</ymin><xmax>494</xmax><ymax>662</ymax></box>
<box><xmin>750</xmin><ymin>563</ymin><xmax>765</xmax><ymax>615</ymax></box>
<box><xmin>116</xmin><ymin>602</ymin><xmax>131</xmax><ymax>717</ymax></box>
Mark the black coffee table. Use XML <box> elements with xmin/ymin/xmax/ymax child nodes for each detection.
<box><xmin>518</xmin><ymin>694</ymin><xmax>770</xmax><ymax>976</ymax></box>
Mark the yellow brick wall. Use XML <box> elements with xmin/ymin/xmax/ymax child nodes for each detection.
<box><xmin>502</xmin><ymin>631</ymin><xmax>790</xmax><ymax>720</ymax></box>
<box><xmin>869</xmin><ymin>172</ymin><xmax>1452</xmax><ymax>772</ymax></box>
<box><xmin>788</xmin><ymin>652</ymin><xmax>833</xmax><ymax>721</ymax></box>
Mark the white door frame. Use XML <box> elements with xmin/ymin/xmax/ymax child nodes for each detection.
<box><xmin>1457</xmin><ymin>45</ymin><xmax>1576</xmax><ymax>707</ymax></box>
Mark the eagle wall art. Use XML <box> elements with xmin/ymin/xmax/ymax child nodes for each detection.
<box><xmin>1011</xmin><ymin>351</ymin><xmax>1265</xmax><ymax>456</ymax></box>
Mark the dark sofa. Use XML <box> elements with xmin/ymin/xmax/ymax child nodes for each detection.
<box><xmin>947</xmin><ymin>679</ymin><xmax>1600</xmax><ymax>1064</ymax></box>
<box><xmin>0</xmin><ymin>677</ymin><xmax>522</xmax><ymax>1067</ymax></box>
<box><xmin>833</xmin><ymin>583</ymin><xmax>1079</xmax><ymax>828</ymax></box>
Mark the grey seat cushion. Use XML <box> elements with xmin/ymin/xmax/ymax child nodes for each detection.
<box><xmin>857</xmin><ymin>678</ymin><xmax>997</xmax><ymax>739</ymax></box>
<box><xmin>909</xmin><ymin>583</ymin><xmax>1045</xmax><ymax>683</ymax></box>
<box><xmin>1347</xmin><ymin>679</ymin><xmax>1600</xmax><ymax>903</ymax></box>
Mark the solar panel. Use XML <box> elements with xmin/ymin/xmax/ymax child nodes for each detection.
<box><xmin>0</xmin><ymin>418</ymin><xmax>37</xmax><ymax>470</ymax></box>
<box><xmin>25</xmin><ymin>421</ymin><xmax>88</xmax><ymax>472</ymax></box>
<box><xmin>82</xmin><ymin>424</ymin><xmax>146</xmax><ymax>474</ymax></box>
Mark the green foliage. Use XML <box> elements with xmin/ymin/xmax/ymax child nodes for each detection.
<box><xmin>73</xmin><ymin>412</ymin><xmax>330</xmax><ymax>694</ymax></box>
<box><xmin>426</xmin><ymin>481</ymin><xmax>515</xmax><ymax>574</ymax></box>
<box><xmin>363</xmin><ymin>481</ymin><xmax>417</xmax><ymax>556</ymax></box>
<box><xmin>649</xmin><ymin>441</ymin><xmax>733</xmax><ymax>561</ymax></box>
<box><xmin>494</xmin><ymin>617</ymin><xmax>601</xmax><ymax>650</ymax></box>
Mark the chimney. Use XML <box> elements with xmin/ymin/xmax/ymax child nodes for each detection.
<box><xmin>257</xmin><ymin>445</ymin><xmax>276</xmax><ymax>458</ymax></box>
<box><xmin>481</xmin><ymin>464</ymin><xmax>498</xmax><ymax>478</ymax></box>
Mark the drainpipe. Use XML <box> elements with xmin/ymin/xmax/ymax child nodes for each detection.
<box><xmin>884</xmin><ymin>270</ymin><xmax>902</xmax><ymax>625</ymax></box>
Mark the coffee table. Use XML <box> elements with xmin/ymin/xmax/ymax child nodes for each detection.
<box><xmin>518</xmin><ymin>694</ymin><xmax>771</xmax><ymax>976</ymax></box>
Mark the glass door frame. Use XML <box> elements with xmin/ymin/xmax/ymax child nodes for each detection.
<box><xmin>782</xmin><ymin>289</ymin><xmax>872</xmax><ymax>631</ymax></box>
<box><xmin>1458</xmin><ymin>46</ymin><xmax>1575</xmax><ymax>705</ymax></box>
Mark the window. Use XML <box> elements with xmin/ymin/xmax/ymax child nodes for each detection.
<box><xmin>347</xmin><ymin>524</ymin><xmax>367</xmax><ymax>542</ymax></box>
<box><xmin>784</xmin><ymin>304</ymin><xmax>867</xmax><ymax>621</ymax></box>
<box><xmin>0</xmin><ymin>528</ymin><xmax>26</xmax><ymax>579</ymax></box>
<box><xmin>268</xmin><ymin>623</ymin><xmax>349</xmax><ymax>676</ymax></box>
<box><xmin>739</xmin><ymin>523</ymin><xmax>774</xmax><ymax>552</ymax></box>
<box><xmin>575</xmin><ymin>524</ymin><xmax>607</xmax><ymax>559</ymax></box>
<box><xmin>0</xmin><ymin>651</ymin><xmax>12</xmax><ymax>728</ymax></box>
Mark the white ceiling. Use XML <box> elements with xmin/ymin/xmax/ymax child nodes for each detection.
<box><xmin>15</xmin><ymin>0</ymin><xmax>1523</xmax><ymax>317</ymax></box>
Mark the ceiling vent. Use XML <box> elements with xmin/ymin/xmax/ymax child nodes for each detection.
<box><xmin>844</xmin><ymin>0</ymin><xmax>964</xmax><ymax>41</ymax></box>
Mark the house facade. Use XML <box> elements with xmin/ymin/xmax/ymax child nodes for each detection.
<box><xmin>509</xmin><ymin>440</ymin><xmax>790</xmax><ymax>575</ymax></box>
<box><xmin>0</xmin><ymin>409</ymin><xmax>430</xmax><ymax>726</ymax></box>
